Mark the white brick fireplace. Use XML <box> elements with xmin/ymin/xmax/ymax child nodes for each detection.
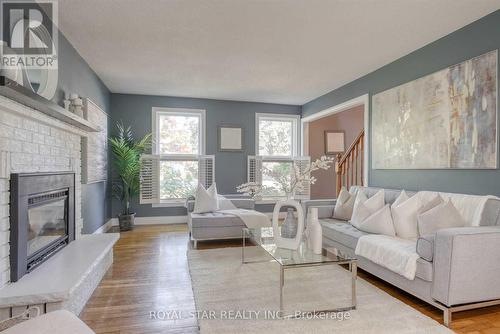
<box><xmin>0</xmin><ymin>95</ymin><xmax>84</xmax><ymax>290</ymax></box>
<box><xmin>0</xmin><ymin>95</ymin><xmax>119</xmax><ymax>318</ymax></box>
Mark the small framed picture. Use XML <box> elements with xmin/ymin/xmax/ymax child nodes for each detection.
<box><xmin>324</xmin><ymin>131</ymin><xmax>345</xmax><ymax>155</ymax></box>
<box><xmin>218</xmin><ymin>125</ymin><xmax>244</xmax><ymax>152</ymax></box>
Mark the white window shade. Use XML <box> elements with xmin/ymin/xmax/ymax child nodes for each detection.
<box><xmin>139</xmin><ymin>154</ymin><xmax>161</xmax><ymax>204</ymax></box>
<box><xmin>247</xmin><ymin>155</ymin><xmax>263</xmax><ymax>199</ymax></box>
<box><xmin>140</xmin><ymin>154</ymin><xmax>215</xmax><ymax>204</ymax></box>
<box><xmin>293</xmin><ymin>156</ymin><xmax>311</xmax><ymax>200</ymax></box>
<box><xmin>198</xmin><ymin>155</ymin><xmax>215</xmax><ymax>189</ymax></box>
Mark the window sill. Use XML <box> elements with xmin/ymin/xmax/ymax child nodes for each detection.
<box><xmin>152</xmin><ymin>200</ymin><xmax>186</xmax><ymax>208</ymax></box>
<box><xmin>255</xmin><ymin>198</ymin><xmax>287</xmax><ymax>205</ymax></box>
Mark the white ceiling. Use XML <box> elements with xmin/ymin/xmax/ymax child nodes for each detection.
<box><xmin>56</xmin><ymin>0</ymin><xmax>500</xmax><ymax>105</ymax></box>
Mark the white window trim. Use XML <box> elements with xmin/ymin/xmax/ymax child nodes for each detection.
<box><xmin>151</xmin><ymin>107</ymin><xmax>206</xmax><ymax>205</ymax></box>
<box><xmin>152</xmin><ymin>107</ymin><xmax>206</xmax><ymax>155</ymax></box>
<box><xmin>255</xmin><ymin>113</ymin><xmax>300</xmax><ymax>159</ymax></box>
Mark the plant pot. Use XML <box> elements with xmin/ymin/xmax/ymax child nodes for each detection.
<box><xmin>118</xmin><ymin>213</ymin><xmax>135</xmax><ymax>231</ymax></box>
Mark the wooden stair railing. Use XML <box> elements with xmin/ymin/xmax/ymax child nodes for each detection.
<box><xmin>335</xmin><ymin>130</ymin><xmax>364</xmax><ymax>196</ymax></box>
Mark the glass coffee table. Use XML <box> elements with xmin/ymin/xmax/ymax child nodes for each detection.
<box><xmin>242</xmin><ymin>227</ymin><xmax>357</xmax><ymax>317</ymax></box>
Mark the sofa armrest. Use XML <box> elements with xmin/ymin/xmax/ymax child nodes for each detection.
<box><xmin>302</xmin><ymin>199</ymin><xmax>336</xmax><ymax>219</ymax></box>
<box><xmin>432</xmin><ymin>226</ymin><xmax>500</xmax><ymax>306</ymax></box>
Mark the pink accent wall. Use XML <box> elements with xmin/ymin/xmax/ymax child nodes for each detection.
<box><xmin>308</xmin><ymin>105</ymin><xmax>364</xmax><ymax>199</ymax></box>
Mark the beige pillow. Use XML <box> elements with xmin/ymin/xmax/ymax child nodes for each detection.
<box><xmin>417</xmin><ymin>199</ymin><xmax>465</xmax><ymax>236</ymax></box>
<box><xmin>391</xmin><ymin>193</ymin><xmax>421</xmax><ymax>239</ymax></box>
<box><xmin>418</xmin><ymin>194</ymin><xmax>443</xmax><ymax>214</ymax></box>
<box><xmin>351</xmin><ymin>189</ymin><xmax>385</xmax><ymax>228</ymax></box>
<box><xmin>355</xmin><ymin>204</ymin><xmax>396</xmax><ymax>236</ymax></box>
<box><xmin>392</xmin><ymin>190</ymin><xmax>409</xmax><ymax>208</ymax></box>
<box><xmin>333</xmin><ymin>187</ymin><xmax>356</xmax><ymax>220</ymax></box>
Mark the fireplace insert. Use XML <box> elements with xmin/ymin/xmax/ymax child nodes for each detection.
<box><xmin>10</xmin><ymin>172</ymin><xmax>75</xmax><ymax>282</ymax></box>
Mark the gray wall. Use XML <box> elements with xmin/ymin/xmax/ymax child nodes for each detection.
<box><xmin>110</xmin><ymin>94</ymin><xmax>300</xmax><ymax>217</ymax></box>
<box><xmin>53</xmin><ymin>31</ymin><xmax>112</xmax><ymax>233</ymax></box>
<box><xmin>302</xmin><ymin>10</ymin><xmax>500</xmax><ymax>196</ymax></box>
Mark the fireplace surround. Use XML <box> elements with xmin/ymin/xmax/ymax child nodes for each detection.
<box><xmin>10</xmin><ymin>172</ymin><xmax>75</xmax><ymax>282</ymax></box>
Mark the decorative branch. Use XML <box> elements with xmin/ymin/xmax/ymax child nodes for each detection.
<box><xmin>237</xmin><ymin>156</ymin><xmax>334</xmax><ymax>198</ymax></box>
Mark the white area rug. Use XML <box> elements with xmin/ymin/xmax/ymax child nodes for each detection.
<box><xmin>187</xmin><ymin>247</ymin><xmax>452</xmax><ymax>334</ymax></box>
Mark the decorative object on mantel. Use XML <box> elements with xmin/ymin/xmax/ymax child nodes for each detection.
<box><xmin>63</xmin><ymin>96</ymin><xmax>71</xmax><ymax>111</ymax></box>
<box><xmin>324</xmin><ymin>130</ymin><xmax>345</xmax><ymax>155</ymax></box>
<box><xmin>372</xmin><ymin>49</ymin><xmax>497</xmax><ymax>169</ymax></box>
<box><xmin>81</xmin><ymin>98</ymin><xmax>108</xmax><ymax>184</ymax></box>
<box><xmin>272</xmin><ymin>199</ymin><xmax>304</xmax><ymax>250</ymax></box>
<box><xmin>110</xmin><ymin>122</ymin><xmax>152</xmax><ymax>231</ymax></box>
<box><xmin>305</xmin><ymin>207</ymin><xmax>322</xmax><ymax>254</ymax></box>
<box><xmin>218</xmin><ymin>125</ymin><xmax>243</xmax><ymax>152</ymax></box>
<box><xmin>68</xmin><ymin>93</ymin><xmax>84</xmax><ymax>118</ymax></box>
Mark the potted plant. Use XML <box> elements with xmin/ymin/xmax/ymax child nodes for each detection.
<box><xmin>109</xmin><ymin>122</ymin><xmax>152</xmax><ymax>231</ymax></box>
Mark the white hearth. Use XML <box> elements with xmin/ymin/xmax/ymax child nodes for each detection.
<box><xmin>0</xmin><ymin>233</ymin><xmax>119</xmax><ymax>318</ymax></box>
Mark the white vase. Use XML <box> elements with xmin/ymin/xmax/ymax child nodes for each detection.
<box><xmin>306</xmin><ymin>208</ymin><xmax>322</xmax><ymax>254</ymax></box>
<box><xmin>272</xmin><ymin>199</ymin><xmax>304</xmax><ymax>250</ymax></box>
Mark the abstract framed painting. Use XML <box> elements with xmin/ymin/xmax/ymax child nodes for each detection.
<box><xmin>218</xmin><ymin>125</ymin><xmax>244</xmax><ymax>152</ymax></box>
<box><xmin>324</xmin><ymin>131</ymin><xmax>345</xmax><ymax>155</ymax></box>
<box><xmin>372</xmin><ymin>50</ymin><xmax>497</xmax><ymax>169</ymax></box>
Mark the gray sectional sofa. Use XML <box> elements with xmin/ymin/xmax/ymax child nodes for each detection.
<box><xmin>304</xmin><ymin>186</ymin><xmax>500</xmax><ymax>326</ymax></box>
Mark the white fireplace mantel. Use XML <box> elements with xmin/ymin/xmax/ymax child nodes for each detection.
<box><xmin>0</xmin><ymin>77</ymin><xmax>100</xmax><ymax>134</ymax></box>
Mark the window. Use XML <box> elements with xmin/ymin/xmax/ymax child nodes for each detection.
<box><xmin>251</xmin><ymin>114</ymin><xmax>301</xmax><ymax>200</ymax></box>
<box><xmin>256</xmin><ymin>113</ymin><xmax>300</xmax><ymax>158</ymax></box>
<box><xmin>152</xmin><ymin>108</ymin><xmax>206</xmax><ymax>203</ymax></box>
<box><xmin>261</xmin><ymin>160</ymin><xmax>293</xmax><ymax>198</ymax></box>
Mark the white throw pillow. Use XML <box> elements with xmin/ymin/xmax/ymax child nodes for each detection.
<box><xmin>417</xmin><ymin>199</ymin><xmax>465</xmax><ymax>236</ymax></box>
<box><xmin>333</xmin><ymin>187</ymin><xmax>357</xmax><ymax>220</ymax></box>
<box><xmin>351</xmin><ymin>189</ymin><xmax>385</xmax><ymax>228</ymax></box>
<box><xmin>418</xmin><ymin>194</ymin><xmax>443</xmax><ymax>215</ymax></box>
<box><xmin>391</xmin><ymin>193</ymin><xmax>421</xmax><ymax>239</ymax></box>
<box><xmin>392</xmin><ymin>190</ymin><xmax>409</xmax><ymax>208</ymax></box>
<box><xmin>364</xmin><ymin>189</ymin><xmax>385</xmax><ymax>212</ymax></box>
<box><xmin>356</xmin><ymin>204</ymin><xmax>396</xmax><ymax>236</ymax></box>
<box><xmin>193</xmin><ymin>183</ymin><xmax>219</xmax><ymax>214</ymax></box>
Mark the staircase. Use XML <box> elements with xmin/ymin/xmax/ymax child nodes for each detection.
<box><xmin>335</xmin><ymin>130</ymin><xmax>364</xmax><ymax>196</ymax></box>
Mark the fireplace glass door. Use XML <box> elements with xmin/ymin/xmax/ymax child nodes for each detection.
<box><xmin>27</xmin><ymin>196</ymin><xmax>68</xmax><ymax>257</ymax></box>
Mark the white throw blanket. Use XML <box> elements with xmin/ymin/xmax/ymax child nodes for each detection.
<box><xmin>217</xmin><ymin>209</ymin><xmax>271</xmax><ymax>229</ymax></box>
<box><xmin>355</xmin><ymin>234</ymin><xmax>420</xmax><ymax>280</ymax></box>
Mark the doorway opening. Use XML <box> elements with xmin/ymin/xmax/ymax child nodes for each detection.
<box><xmin>301</xmin><ymin>94</ymin><xmax>369</xmax><ymax>199</ymax></box>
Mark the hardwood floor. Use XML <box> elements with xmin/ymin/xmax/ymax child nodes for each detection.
<box><xmin>80</xmin><ymin>224</ymin><xmax>500</xmax><ymax>334</ymax></box>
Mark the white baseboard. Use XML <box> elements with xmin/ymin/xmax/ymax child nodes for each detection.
<box><xmin>95</xmin><ymin>213</ymin><xmax>285</xmax><ymax>234</ymax></box>
<box><xmin>107</xmin><ymin>215</ymin><xmax>188</xmax><ymax>227</ymax></box>
<box><xmin>93</xmin><ymin>219</ymin><xmax>114</xmax><ymax>234</ymax></box>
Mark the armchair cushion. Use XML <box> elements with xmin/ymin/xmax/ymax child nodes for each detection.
<box><xmin>186</xmin><ymin>196</ymin><xmax>254</xmax><ymax>212</ymax></box>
